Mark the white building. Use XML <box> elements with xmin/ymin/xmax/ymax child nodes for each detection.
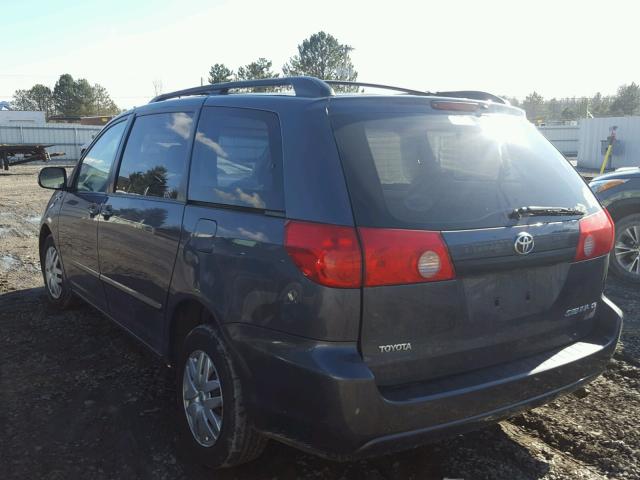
<box><xmin>0</xmin><ymin>110</ymin><xmax>46</xmax><ymax>125</ymax></box>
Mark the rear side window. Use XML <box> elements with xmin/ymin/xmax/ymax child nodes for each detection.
<box><xmin>76</xmin><ymin>121</ymin><xmax>126</xmax><ymax>193</ymax></box>
<box><xmin>332</xmin><ymin>111</ymin><xmax>600</xmax><ymax>230</ymax></box>
<box><xmin>188</xmin><ymin>107</ymin><xmax>284</xmax><ymax>210</ymax></box>
<box><xmin>115</xmin><ymin>112</ymin><xmax>194</xmax><ymax>199</ymax></box>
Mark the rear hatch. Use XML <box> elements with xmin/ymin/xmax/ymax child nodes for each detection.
<box><xmin>329</xmin><ymin>97</ymin><xmax>611</xmax><ymax>387</ymax></box>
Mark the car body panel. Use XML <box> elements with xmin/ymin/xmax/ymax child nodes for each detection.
<box><xmin>590</xmin><ymin>169</ymin><xmax>640</xmax><ymax>281</ymax></box>
<box><xmin>56</xmin><ymin>190</ymin><xmax>108</xmax><ymax>310</ymax></box>
<box><xmin>225</xmin><ymin>295</ymin><xmax>621</xmax><ymax>457</ymax></box>
<box><xmin>592</xmin><ymin>174</ymin><xmax>640</xmax><ymax>214</ymax></box>
<box><xmin>167</xmin><ymin>204</ymin><xmax>361</xmax><ymax>344</ymax></box>
<box><xmin>328</xmin><ymin>96</ymin><xmax>607</xmax><ymax>387</ymax></box>
<box><xmin>361</xmin><ymin>255</ymin><xmax>607</xmax><ymax>386</ymax></box>
<box><xmin>592</xmin><ymin>167</ymin><xmax>640</xmax><ymax>181</ymax></box>
<box><xmin>98</xmin><ymin>195</ymin><xmax>184</xmax><ymax>350</ymax></box>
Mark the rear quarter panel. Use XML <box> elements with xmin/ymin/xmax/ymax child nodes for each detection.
<box><xmin>167</xmin><ymin>206</ymin><xmax>361</xmax><ymax>344</ymax></box>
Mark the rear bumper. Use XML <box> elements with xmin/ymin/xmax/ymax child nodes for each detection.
<box><xmin>225</xmin><ymin>295</ymin><xmax>623</xmax><ymax>459</ymax></box>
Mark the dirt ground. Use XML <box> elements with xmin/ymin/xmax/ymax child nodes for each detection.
<box><xmin>1</xmin><ymin>165</ymin><xmax>639</xmax><ymax>480</ymax></box>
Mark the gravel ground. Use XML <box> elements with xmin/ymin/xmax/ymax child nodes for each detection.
<box><xmin>1</xmin><ymin>166</ymin><xmax>639</xmax><ymax>480</ymax></box>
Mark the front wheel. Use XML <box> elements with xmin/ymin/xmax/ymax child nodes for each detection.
<box><xmin>609</xmin><ymin>214</ymin><xmax>640</xmax><ymax>283</ymax></box>
<box><xmin>41</xmin><ymin>235</ymin><xmax>76</xmax><ymax>308</ymax></box>
<box><xmin>176</xmin><ymin>324</ymin><xmax>266</xmax><ymax>468</ymax></box>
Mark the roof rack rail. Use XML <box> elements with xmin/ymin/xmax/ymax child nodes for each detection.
<box><xmin>149</xmin><ymin>76</ymin><xmax>334</xmax><ymax>103</ymax></box>
<box><xmin>433</xmin><ymin>90</ymin><xmax>507</xmax><ymax>104</ymax></box>
<box><xmin>150</xmin><ymin>76</ymin><xmax>508</xmax><ymax>106</ymax></box>
<box><xmin>323</xmin><ymin>80</ymin><xmax>430</xmax><ymax>96</ymax></box>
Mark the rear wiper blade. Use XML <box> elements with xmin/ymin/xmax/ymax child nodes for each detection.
<box><xmin>509</xmin><ymin>206</ymin><xmax>585</xmax><ymax>219</ymax></box>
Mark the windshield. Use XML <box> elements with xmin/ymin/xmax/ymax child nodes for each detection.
<box><xmin>331</xmin><ymin>111</ymin><xmax>600</xmax><ymax>230</ymax></box>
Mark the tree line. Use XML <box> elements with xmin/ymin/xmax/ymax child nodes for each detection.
<box><xmin>11</xmin><ymin>30</ymin><xmax>640</xmax><ymax>124</ymax></box>
<box><xmin>11</xmin><ymin>31</ymin><xmax>356</xmax><ymax>118</ymax></box>
<box><xmin>206</xmin><ymin>31</ymin><xmax>357</xmax><ymax>89</ymax></box>
<box><xmin>506</xmin><ymin>83</ymin><xmax>640</xmax><ymax>124</ymax></box>
<box><xmin>12</xmin><ymin>74</ymin><xmax>120</xmax><ymax>118</ymax></box>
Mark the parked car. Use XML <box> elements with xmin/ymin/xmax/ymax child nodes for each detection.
<box><xmin>589</xmin><ymin>167</ymin><xmax>640</xmax><ymax>283</ymax></box>
<box><xmin>37</xmin><ymin>77</ymin><xmax>623</xmax><ymax>468</ymax></box>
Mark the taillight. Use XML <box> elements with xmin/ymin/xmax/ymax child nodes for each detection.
<box><xmin>284</xmin><ymin>220</ymin><xmax>362</xmax><ymax>288</ymax></box>
<box><xmin>359</xmin><ymin>228</ymin><xmax>455</xmax><ymax>286</ymax></box>
<box><xmin>575</xmin><ymin>209</ymin><xmax>615</xmax><ymax>261</ymax></box>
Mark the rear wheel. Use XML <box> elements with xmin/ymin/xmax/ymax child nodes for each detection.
<box><xmin>610</xmin><ymin>214</ymin><xmax>640</xmax><ymax>283</ymax></box>
<box><xmin>41</xmin><ymin>235</ymin><xmax>76</xmax><ymax>308</ymax></box>
<box><xmin>176</xmin><ymin>324</ymin><xmax>266</xmax><ymax>468</ymax></box>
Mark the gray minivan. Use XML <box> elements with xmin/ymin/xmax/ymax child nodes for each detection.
<box><xmin>37</xmin><ymin>77</ymin><xmax>622</xmax><ymax>468</ymax></box>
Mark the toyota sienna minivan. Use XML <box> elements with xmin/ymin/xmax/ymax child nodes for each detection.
<box><xmin>37</xmin><ymin>76</ymin><xmax>622</xmax><ymax>468</ymax></box>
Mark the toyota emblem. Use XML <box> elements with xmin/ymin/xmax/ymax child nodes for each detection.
<box><xmin>514</xmin><ymin>232</ymin><xmax>535</xmax><ymax>255</ymax></box>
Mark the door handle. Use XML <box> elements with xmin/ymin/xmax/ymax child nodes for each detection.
<box><xmin>192</xmin><ymin>219</ymin><xmax>218</xmax><ymax>253</ymax></box>
<box><xmin>101</xmin><ymin>204</ymin><xmax>114</xmax><ymax>220</ymax></box>
<box><xmin>88</xmin><ymin>203</ymin><xmax>100</xmax><ymax>217</ymax></box>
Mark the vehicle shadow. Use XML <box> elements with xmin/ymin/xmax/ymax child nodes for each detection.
<box><xmin>1</xmin><ymin>287</ymin><xmax>551</xmax><ymax>480</ymax></box>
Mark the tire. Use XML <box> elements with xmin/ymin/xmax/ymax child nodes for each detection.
<box><xmin>176</xmin><ymin>323</ymin><xmax>266</xmax><ymax>468</ymax></box>
<box><xmin>40</xmin><ymin>234</ymin><xmax>77</xmax><ymax>308</ymax></box>
<box><xmin>609</xmin><ymin>213</ymin><xmax>640</xmax><ymax>284</ymax></box>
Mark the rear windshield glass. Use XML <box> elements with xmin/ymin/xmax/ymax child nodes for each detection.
<box><xmin>331</xmin><ymin>111</ymin><xmax>599</xmax><ymax>230</ymax></box>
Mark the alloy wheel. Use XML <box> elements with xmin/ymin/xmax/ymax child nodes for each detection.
<box><xmin>182</xmin><ymin>350</ymin><xmax>223</xmax><ymax>447</ymax></box>
<box><xmin>44</xmin><ymin>245</ymin><xmax>63</xmax><ymax>299</ymax></box>
<box><xmin>614</xmin><ymin>224</ymin><xmax>640</xmax><ymax>276</ymax></box>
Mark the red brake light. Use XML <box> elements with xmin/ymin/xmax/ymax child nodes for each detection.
<box><xmin>359</xmin><ymin>228</ymin><xmax>455</xmax><ymax>286</ymax></box>
<box><xmin>285</xmin><ymin>221</ymin><xmax>362</xmax><ymax>288</ymax></box>
<box><xmin>575</xmin><ymin>209</ymin><xmax>615</xmax><ymax>261</ymax></box>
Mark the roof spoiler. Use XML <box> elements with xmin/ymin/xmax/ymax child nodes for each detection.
<box><xmin>433</xmin><ymin>90</ymin><xmax>508</xmax><ymax>104</ymax></box>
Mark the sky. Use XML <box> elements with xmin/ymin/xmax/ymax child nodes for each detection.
<box><xmin>2</xmin><ymin>0</ymin><xmax>640</xmax><ymax>109</ymax></box>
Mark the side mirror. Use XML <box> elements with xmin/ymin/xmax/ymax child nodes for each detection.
<box><xmin>38</xmin><ymin>167</ymin><xmax>67</xmax><ymax>190</ymax></box>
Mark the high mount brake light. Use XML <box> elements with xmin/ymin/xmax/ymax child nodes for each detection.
<box><xmin>575</xmin><ymin>209</ymin><xmax>615</xmax><ymax>261</ymax></box>
<box><xmin>358</xmin><ymin>228</ymin><xmax>455</xmax><ymax>287</ymax></box>
<box><xmin>431</xmin><ymin>101</ymin><xmax>481</xmax><ymax>112</ymax></box>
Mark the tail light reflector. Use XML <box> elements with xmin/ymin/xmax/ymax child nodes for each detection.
<box><xmin>575</xmin><ymin>209</ymin><xmax>615</xmax><ymax>261</ymax></box>
<box><xmin>284</xmin><ymin>221</ymin><xmax>362</xmax><ymax>288</ymax></box>
<box><xmin>358</xmin><ymin>228</ymin><xmax>455</xmax><ymax>286</ymax></box>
